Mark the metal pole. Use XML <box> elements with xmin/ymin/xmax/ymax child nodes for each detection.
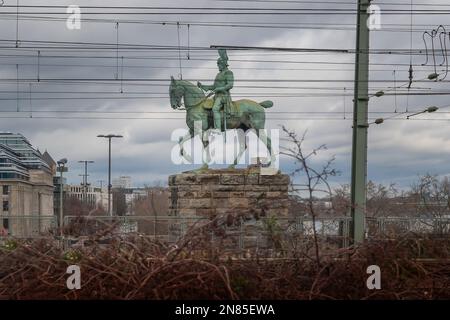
<box><xmin>98</xmin><ymin>134</ymin><xmax>122</xmax><ymax>217</ymax></box>
<box><xmin>59</xmin><ymin>167</ymin><xmax>64</xmax><ymax>236</ymax></box>
<box><xmin>78</xmin><ymin>160</ymin><xmax>94</xmax><ymax>206</ymax></box>
<box><xmin>350</xmin><ymin>0</ymin><xmax>370</xmax><ymax>244</ymax></box>
<box><xmin>108</xmin><ymin>137</ymin><xmax>112</xmax><ymax>217</ymax></box>
<box><xmin>84</xmin><ymin>161</ymin><xmax>88</xmax><ymax>204</ymax></box>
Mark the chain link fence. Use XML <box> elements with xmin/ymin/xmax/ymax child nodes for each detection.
<box><xmin>2</xmin><ymin>215</ymin><xmax>449</xmax><ymax>253</ymax></box>
<box><xmin>58</xmin><ymin>215</ymin><xmax>352</xmax><ymax>255</ymax></box>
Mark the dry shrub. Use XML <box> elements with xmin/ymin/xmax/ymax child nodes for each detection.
<box><xmin>1</xmin><ymin>223</ymin><xmax>449</xmax><ymax>300</ymax></box>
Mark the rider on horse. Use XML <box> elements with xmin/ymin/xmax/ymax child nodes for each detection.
<box><xmin>197</xmin><ymin>49</ymin><xmax>234</xmax><ymax>131</ymax></box>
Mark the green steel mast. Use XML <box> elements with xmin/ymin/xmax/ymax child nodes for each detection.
<box><xmin>351</xmin><ymin>0</ymin><xmax>371</xmax><ymax>243</ymax></box>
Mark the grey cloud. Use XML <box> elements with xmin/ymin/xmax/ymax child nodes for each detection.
<box><xmin>0</xmin><ymin>0</ymin><xmax>448</xmax><ymax>188</ymax></box>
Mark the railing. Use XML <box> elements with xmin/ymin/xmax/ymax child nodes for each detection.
<box><xmin>61</xmin><ymin>215</ymin><xmax>353</xmax><ymax>252</ymax></box>
<box><xmin>1</xmin><ymin>215</ymin><xmax>449</xmax><ymax>251</ymax></box>
<box><xmin>366</xmin><ymin>216</ymin><xmax>450</xmax><ymax>237</ymax></box>
<box><xmin>63</xmin><ymin>215</ymin><xmax>207</xmax><ymax>243</ymax></box>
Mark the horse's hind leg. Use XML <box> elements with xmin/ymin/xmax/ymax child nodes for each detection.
<box><xmin>256</xmin><ymin>129</ymin><xmax>273</xmax><ymax>166</ymax></box>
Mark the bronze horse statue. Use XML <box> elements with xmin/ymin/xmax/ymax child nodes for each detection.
<box><xmin>169</xmin><ymin>77</ymin><xmax>274</xmax><ymax>170</ymax></box>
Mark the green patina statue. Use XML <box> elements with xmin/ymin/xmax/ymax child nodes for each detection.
<box><xmin>197</xmin><ymin>49</ymin><xmax>234</xmax><ymax>131</ymax></box>
<box><xmin>169</xmin><ymin>49</ymin><xmax>275</xmax><ymax>170</ymax></box>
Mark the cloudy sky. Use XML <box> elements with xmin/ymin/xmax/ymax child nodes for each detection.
<box><xmin>0</xmin><ymin>0</ymin><xmax>449</xmax><ymax>189</ymax></box>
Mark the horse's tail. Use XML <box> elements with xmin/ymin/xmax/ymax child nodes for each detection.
<box><xmin>259</xmin><ymin>100</ymin><xmax>273</xmax><ymax>108</ymax></box>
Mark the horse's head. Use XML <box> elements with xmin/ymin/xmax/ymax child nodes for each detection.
<box><xmin>170</xmin><ymin>77</ymin><xmax>205</xmax><ymax>109</ymax></box>
<box><xmin>169</xmin><ymin>76</ymin><xmax>184</xmax><ymax>109</ymax></box>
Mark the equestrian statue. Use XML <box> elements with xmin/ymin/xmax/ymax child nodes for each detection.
<box><xmin>169</xmin><ymin>49</ymin><xmax>274</xmax><ymax>170</ymax></box>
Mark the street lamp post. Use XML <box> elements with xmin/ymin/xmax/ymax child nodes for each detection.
<box><xmin>97</xmin><ymin>180</ymin><xmax>106</xmax><ymax>212</ymax></box>
<box><xmin>57</xmin><ymin>158</ymin><xmax>68</xmax><ymax>236</ymax></box>
<box><xmin>97</xmin><ymin>134</ymin><xmax>123</xmax><ymax>216</ymax></box>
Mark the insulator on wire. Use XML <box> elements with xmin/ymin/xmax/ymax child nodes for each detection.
<box><xmin>407</xmin><ymin>64</ymin><xmax>413</xmax><ymax>89</ymax></box>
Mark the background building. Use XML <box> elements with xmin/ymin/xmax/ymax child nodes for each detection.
<box><xmin>124</xmin><ymin>188</ymin><xmax>149</xmax><ymax>215</ymax></box>
<box><xmin>67</xmin><ymin>184</ymin><xmax>109</xmax><ymax>210</ymax></box>
<box><xmin>54</xmin><ymin>181</ymin><xmax>111</xmax><ymax>217</ymax></box>
<box><xmin>0</xmin><ymin>133</ymin><xmax>55</xmax><ymax>237</ymax></box>
<box><xmin>112</xmin><ymin>176</ymin><xmax>132</xmax><ymax>189</ymax></box>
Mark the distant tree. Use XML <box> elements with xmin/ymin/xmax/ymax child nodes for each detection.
<box><xmin>132</xmin><ymin>186</ymin><xmax>169</xmax><ymax>235</ymax></box>
<box><xmin>89</xmin><ymin>205</ymin><xmax>107</xmax><ymax>216</ymax></box>
<box><xmin>332</xmin><ymin>182</ymin><xmax>410</xmax><ymax>217</ymax></box>
<box><xmin>133</xmin><ymin>186</ymin><xmax>169</xmax><ymax>216</ymax></box>
<box><xmin>410</xmin><ymin>174</ymin><xmax>450</xmax><ymax>220</ymax></box>
<box><xmin>64</xmin><ymin>197</ymin><xmax>89</xmax><ymax>216</ymax></box>
<box><xmin>366</xmin><ymin>181</ymin><xmax>399</xmax><ymax>217</ymax></box>
<box><xmin>331</xmin><ymin>184</ymin><xmax>351</xmax><ymax>216</ymax></box>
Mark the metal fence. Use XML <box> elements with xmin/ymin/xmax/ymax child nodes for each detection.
<box><xmin>1</xmin><ymin>215</ymin><xmax>449</xmax><ymax>251</ymax></box>
<box><xmin>366</xmin><ymin>216</ymin><xmax>450</xmax><ymax>237</ymax></box>
<box><xmin>61</xmin><ymin>215</ymin><xmax>353</xmax><ymax>251</ymax></box>
<box><xmin>63</xmin><ymin>215</ymin><xmax>204</xmax><ymax>243</ymax></box>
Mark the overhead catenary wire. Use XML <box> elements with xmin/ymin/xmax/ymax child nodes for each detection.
<box><xmin>0</xmin><ymin>7</ymin><xmax>447</xmax><ymax>129</ymax></box>
<box><xmin>37</xmin><ymin>50</ymin><xmax>40</xmax><ymax>82</ymax></box>
<box><xmin>1</xmin><ymin>14</ymin><xmax>447</xmax><ymax>33</ymax></box>
<box><xmin>187</xmin><ymin>24</ymin><xmax>190</xmax><ymax>60</ymax></box>
<box><xmin>2</xmin><ymin>109</ymin><xmax>448</xmax><ymax>114</ymax></box>
<box><xmin>216</xmin><ymin>0</ymin><xmax>450</xmax><ymax>6</ymax></box>
<box><xmin>177</xmin><ymin>21</ymin><xmax>183</xmax><ymax>79</ymax></box>
<box><xmin>2</xmin><ymin>1</ymin><xmax>444</xmax><ymax>205</ymax></box>
<box><xmin>2</xmin><ymin>5</ymin><xmax>450</xmax><ymax>15</ymax></box>
<box><xmin>121</xmin><ymin>56</ymin><xmax>124</xmax><ymax>93</ymax></box>
<box><xmin>3</xmin><ymin>77</ymin><xmax>450</xmax><ymax>83</ymax></box>
<box><xmin>2</xmin><ymin>62</ymin><xmax>441</xmax><ymax>72</ymax></box>
<box><xmin>1</xmin><ymin>82</ymin><xmax>434</xmax><ymax>90</ymax></box>
<box><xmin>1</xmin><ymin>14</ymin><xmax>446</xmax><ymax>28</ymax></box>
<box><xmin>28</xmin><ymin>82</ymin><xmax>32</xmax><ymax>118</ymax></box>
<box><xmin>0</xmin><ymin>39</ymin><xmax>443</xmax><ymax>56</ymax></box>
<box><xmin>4</xmin><ymin>91</ymin><xmax>450</xmax><ymax>101</ymax></box>
<box><xmin>407</xmin><ymin>0</ymin><xmax>414</xmax><ymax>111</ymax></box>
<box><xmin>393</xmin><ymin>70</ymin><xmax>398</xmax><ymax>112</ymax></box>
<box><xmin>6</xmin><ymin>1</ymin><xmax>450</xmax><ymax>7</ymax></box>
<box><xmin>0</xmin><ymin>52</ymin><xmax>441</xmax><ymax>68</ymax></box>
<box><xmin>115</xmin><ymin>22</ymin><xmax>120</xmax><ymax>80</ymax></box>
<box><xmin>4</xmin><ymin>92</ymin><xmax>449</xmax><ymax>99</ymax></box>
<box><xmin>15</xmin><ymin>63</ymin><xmax>19</xmax><ymax>112</ymax></box>
<box><xmin>15</xmin><ymin>0</ymin><xmax>19</xmax><ymax>48</ymax></box>
<box><xmin>0</xmin><ymin>115</ymin><xmax>448</xmax><ymax>121</ymax></box>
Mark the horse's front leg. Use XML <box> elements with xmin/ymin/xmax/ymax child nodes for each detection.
<box><xmin>178</xmin><ymin>131</ymin><xmax>194</xmax><ymax>163</ymax></box>
<box><xmin>200</xmin><ymin>122</ymin><xmax>211</xmax><ymax>170</ymax></box>
<box><xmin>199</xmin><ymin>140</ymin><xmax>210</xmax><ymax>170</ymax></box>
<box><xmin>189</xmin><ymin>133</ymin><xmax>209</xmax><ymax>172</ymax></box>
<box><xmin>230</xmin><ymin>128</ymin><xmax>247</xmax><ymax>169</ymax></box>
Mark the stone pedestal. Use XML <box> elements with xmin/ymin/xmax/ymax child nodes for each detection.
<box><xmin>168</xmin><ymin>168</ymin><xmax>290</xmax><ymax>219</ymax></box>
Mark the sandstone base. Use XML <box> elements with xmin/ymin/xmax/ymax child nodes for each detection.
<box><xmin>168</xmin><ymin>167</ymin><xmax>290</xmax><ymax>219</ymax></box>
